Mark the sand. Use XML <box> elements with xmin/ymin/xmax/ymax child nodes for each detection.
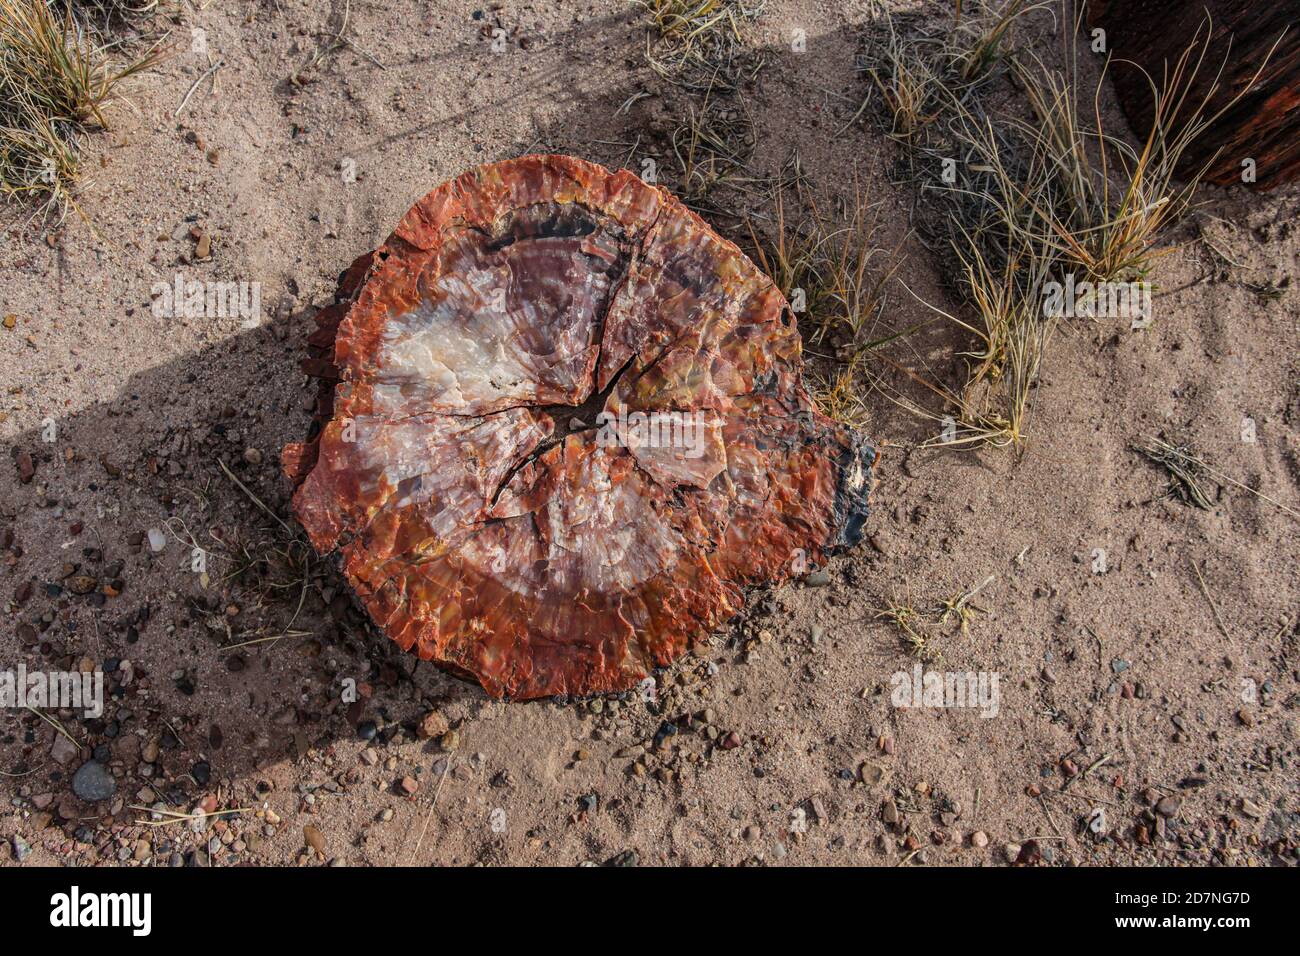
<box><xmin>1</xmin><ymin>0</ymin><xmax>1296</xmax><ymax>866</ymax></box>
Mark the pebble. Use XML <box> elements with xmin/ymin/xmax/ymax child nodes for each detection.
<box><xmin>809</xmin><ymin>795</ymin><xmax>828</xmax><ymax>825</ymax></box>
<box><xmin>1155</xmin><ymin>795</ymin><xmax>1181</xmax><ymax>818</ymax></box>
<box><xmin>72</xmin><ymin>760</ymin><xmax>116</xmax><ymax>802</ymax></box>
<box><xmin>146</xmin><ymin>528</ymin><xmax>167</xmax><ymax>552</ymax></box>
<box><xmin>50</xmin><ymin>734</ymin><xmax>79</xmax><ymax>766</ymax></box>
<box><xmin>303</xmin><ymin>825</ymin><xmax>326</xmax><ymax>854</ymax></box>
<box><xmin>970</xmin><ymin>830</ymin><xmax>989</xmax><ymax>849</ymax></box>
<box><xmin>804</xmin><ymin>570</ymin><xmax>831</xmax><ymax>587</ymax></box>
<box><xmin>882</xmin><ymin>798</ymin><xmax>899</xmax><ymax>825</ymax></box>
<box><xmin>416</xmin><ymin>711</ymin><xmax>447</xmax><ymax>740</ymax></box>
<box><xmin>11</xmin><ymin>835</ymin><xmax>32</xmax><ymax>862</ymax></box>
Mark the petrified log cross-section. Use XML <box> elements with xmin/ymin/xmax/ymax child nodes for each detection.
<box><xmin>283</xmin><ymin>155</ymin><xmax>876</xmax><ymax>700</ymax></box>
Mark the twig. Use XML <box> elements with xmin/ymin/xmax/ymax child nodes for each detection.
<box><xmin>175</xmin><ymin>59</ymin><xmax>224</xmax><ymax>118</ymax></box>
<box><xmin>27</xmin><ymin>707</ymin><xmax>81</xmax><ymax>747</ymax></box>
<box><xmin>217</xmin><ymin>459</ymin><xmax>293</xmax><ymax>533</ymax></box>
<box><xmin>1190</xmin><ymin>558</ymin><xmax>1231</xmax><ymax>640</ymax></box>
<box><xmin>407</xmin><ymin>755</ymin><xmax>454</xmax><ymax>865</ymax></box>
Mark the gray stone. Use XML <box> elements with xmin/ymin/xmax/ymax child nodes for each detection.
<box><xmin>72</xmin><ymin>760</ymin><xmax>116</xmax><ymax>802</ymax></box>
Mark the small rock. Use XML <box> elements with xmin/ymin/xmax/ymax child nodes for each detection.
<box><xmin>303</xmin><ymin>824</ymin><xmax>326</xmax><ymax>854</ymax></box>
<box><xmin>970</xmin><ymin>830</ymin><xmax>989</xmax><ymax>849</ymax></box>
<box><xmin>416</xmin><ymin>711</ymin><xmax>448</xmax><ymax>740</ymax></box>
<box><xmin>882</xmin><ymin>798</ymin><xmax>899</xmax><ymax>825</ymax></box>
<box><xmin>66</xmin><ymin>575</ymin><xmax>97</xmax><ymax>595</ymax></box>
<box><xmin>11</xmin><ymin>834</ymin><xmax>32</xmax><ymax>863</ymax></box>
<box><xmin>50</xmin><ymin>734</ymin><xmax>80</xmax><ymax>766</ymax></box>
<box><xmin>1015</xmin><ymin>840</ymin><xmax>1042</xmax><ymax>865</ymax></box>
<box><xmin>72</xmin><ymin>760</ymin><xmax>116</xmax><ymax>802</ymax></box>
<box><xmin>859</xmin><ymin>762</ymin><xmax>885</xmax><ymax>785</ymax></box>
<box><xmin>809</xmin><ymin>795</ymin><xmax>828</xmax><ymax>825</ymax></box>
<box><xmin>1155</xmin><ymin>795</ymin><xmax>1181</xmax><ymax>818</ymax></box>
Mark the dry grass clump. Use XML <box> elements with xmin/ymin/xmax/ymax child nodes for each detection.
<box><xmin>636</xmin><ymin>0</ymin><xmax>765</xmax><ymax>92</ymax></box>
<box><xmin>1134</xmin><ymin>436</ymin><xmax>1217</xmax><ymax>509</ymax></box>
<box><xmin>949</xmin><ymin>0</ymin><xmax>1048</xmax><ymax>83</ymax></box>
<box><xmin>858</xmin><ymin>15</ymin><xmax>940</xmax><ymax>144</ymax></box>
<box><xmin>0</xmin><ymin>0</ymin><xmax>161</xmax><ymax>219</ymax></box>
<box><xmin>848</xmin><ymin>0</ymin><xmax>1249</xmax><ymax>449</ymax></box>
<box><xmin>670</xmin><ymin>86</ymin><xmax>755</xmax><ymax>206</ymax></box>
<box><xmin>1013</xmin><ymin>18</ymin><xmax>1279</xmax><ymax>284</ymax></box>
<box><xmin>748</xmin><ymin>181</ymin><xmax>909</xmax><ymax>426</ymax></box>
<box><xmin>872</xmin><ymin>575</ymin><xmax>995</xmax><ymax>661</ymax></box>
<box><xmin>752</xmin><ymin>185</ymin><xmax>903</xmax><ymax>362</ymax></box>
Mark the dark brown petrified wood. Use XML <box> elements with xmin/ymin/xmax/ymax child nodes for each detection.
<box><xmin>283</xmin><ymin>155</ymin><xmax>876</xmax><ymax>700</ymax></box>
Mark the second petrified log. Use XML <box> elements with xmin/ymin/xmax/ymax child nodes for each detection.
<box><xmin>283</xmin><ymin>155</ymin><xmax>877</xmax><ymax>700</ymax></box>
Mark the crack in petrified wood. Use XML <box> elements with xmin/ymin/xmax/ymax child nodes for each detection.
<box><xmin>283</xmin><ymin>155</ymin><xmax>877</xmax><ymax>700</ymax></box>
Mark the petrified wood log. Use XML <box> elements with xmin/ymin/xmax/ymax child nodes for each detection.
<box><xmin>1087</xmin><ymin>0</ymin><xmax>1300</xmax><ymax>189</ymax></box>
<box><xmin>283</xmin><ymin>155</ymin><xmax>876</xmax><ymax>700</ymax></box>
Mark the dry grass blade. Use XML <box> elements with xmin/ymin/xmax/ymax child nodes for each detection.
<box><xmin>950</xmin><ymin>0</ymin><xmax>1047</xmax><ymax>83</ymax></box>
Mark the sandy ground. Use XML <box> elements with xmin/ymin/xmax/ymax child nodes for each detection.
<box><xmin>1</xmin><ymin>0</ymin><xmax>1297</xmax><ymax>867</ymax></box>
